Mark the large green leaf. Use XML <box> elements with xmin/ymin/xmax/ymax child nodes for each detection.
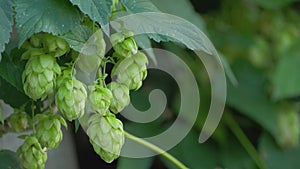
<box><xmin>111</xmin><ymin>12</ymin><xmax>214</xmax><ymax>55</ymax></box>
<box><xmin>0</xmin><ymin>0</ymin><xmax>14</xmax><ymax>61</ymax></box>
<box><xmin>259</xmin><ymin>133</ymin><xmax>300</xmax><ymax>169</ymax></box>
<box><xmin>0</xmin><ymin>150</ymin><xmax>22</xmax><ymax>169</ymax></box>
<box><xmin>273</xmin><ymin>42</ymin><xmax>300</xmax><ymax>100</ymax></box>
<box><xmin>117</xmin><ymin>157</ymin><xmax>153</xmax><ymax>169</ymax></box>
<box><xmin>121</xmin><ymin>0</ymin><xmax>159</xmax><ymax>13</ymax></box>
<box><xmin>60</xmin><ymin>25</ymin><xmax>93</xmax><ymax>53</ymax></box>
<box><xmin>15</xmin><ymin>0</ymin><xmax>82</xmax><ymax>46</ymax></box>
<box><xmin>227</xmin><ymin>60</ymin><xmax>279</xmax><ymax>138</ymax></box>
<box><xmin>69</xmin><ymin>0</ymin><xmax>112</xmax><ymax>34</ymax></box>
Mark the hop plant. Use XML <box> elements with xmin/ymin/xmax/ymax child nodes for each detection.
<box><xmin>112</xmin><ymin>51</ymin><xmax>148</xmax><ymax>90</ymax></box>
<box><xmin>55</xmin><ymin>69</ymin><xmax>87</xmax><ymax>121</ymax></box>
<box><xmin>16</xmin><ymin>136</ymin><xmax>47</xmax><ymax>169</ymax></box>
<box><xmin>35</xmin><ymin>114</ymin><xmax>67</xmax><ymax>150</ymax></box>
<box><xmin>9</xmin><ymin>112</ymin><xmax>30</xmax><ymax>132</ymax></box>
<box><xmin>22</xmin><ymin>49</ymin><xmax>61</xmax><ymax>100</ymax></box>
<box><xmin>110</xmin><ymin>30</ymin><xmax>138</xmax><ymax>58</ymax></box>
<box><xmin>88</xmin><ymin>85</ymin><xmax>113</xmax><ymax>115</ymax></box>
<box><xmin>107</xmin><ymin>82</ymin><xmax>130</xmax><ymax>114</ymax></box>
<box><xmin>87</xmin><ymin>113</ymin><xmax>124</xmax><ymax>163</ymax></box>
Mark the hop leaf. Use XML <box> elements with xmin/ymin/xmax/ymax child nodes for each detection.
<box><xmin>55</xmin><ymin>69</ymin><xmax>87</xmax><ymax>121</ymax></box>
<box><xmin>112</xmin><ymin>51</ymin><xmax>148</xmax><ymax>90</ymax></box>
<box><xmin>9</xmin><ymin>112</ymin><xmax>30</xmax><ymax>132</ymax></box>
<box><xmin>107</xmin><ymin>82</ymin><xmax>130</xmax><ymax>114</ymax></box>
<box><xmin>110</xmin><ymin>30</ymin><xmax>138</xmax><ymax>58</ymax></box>
<box><xmin>88</xmin><ymin>85</ymin><xmax>113</xmax><ymax>115</ymax></box>
<box><xmin>35</xmin><ymin>113</ymin><xmax>67</xmax><ymax>149</ymax></box>
<box><xmin>87</xmin><ymin>113</ymin><xmax>124</xmax><ymax>163</ymax></box>
<box><xmin>16</xmin><ymin>136</ymin><xmax>47</xmax><ymax>169</ymax></box>
<box><xmin>22</xmin><ymin>49</ymin><xmax>61</xmax><ymax>100</ymax></box>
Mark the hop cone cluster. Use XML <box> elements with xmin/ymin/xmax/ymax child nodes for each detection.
<box><xmin>35</xmin><ymin>114</ymin><xmax>67</xmax><ymax>149</ymax></box>
<box><xmin>110</xmin><ymin>30</ymin><xmax>138</xmax><ymax>58</ymax></box>
<box><xmin>55</xmin><ymin>69</ymin><xmax>87</xmax><ymax>121</ymax></box>
<box><xmin>107</xmin><ymin>82</ymin><xmax>130</xmax><ymax>114</ymax></box>
<box><xmin>87</xmin><ymin>113</ymin><xmax>124</xmax><ymax>163</ymax></box>
<box><xmin>17</xmin><ymin>136</ymin><xmax>47</xmax><ymax>169</ymax></box>
<box><xmin>112</xmin><ymin>51</ymin><xmax>148</xmax><ymax>90</ymax></box>
<box><xmin>88</xmin><ymin>85</ymin><xmax>113</xmax><ymax>115</ymax></box>
<box><xmin>9</xmin><ymin>112</ymin><xmax>30</xmax><ymax>132</ymax></box>
<box><xmin>22</xmin><ymin>49</ymin><xmax>61</xmax><ymax>100</ymax></box>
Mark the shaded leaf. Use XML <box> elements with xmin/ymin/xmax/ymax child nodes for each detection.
<box><xmin>0</xmin><ymin>0</ymin><xmax>14</xmax><ymax>61</ymax></box>
<box><xmin>117</xmin><ymin>157</ymin><xmax>153</xmax><ymax>169</ymax></box>
<box><xmin>15</xmin><ymin>0</ymin><xmax>82</xmax><ymax>46</ymax></box>
<box><xmin>0</xmin><ymin>150</ymin><xmax>22</xmax><ymax>169</ymax></box>
<box><xmin>273</xmin><ymin>41</ymin><xmax>300</xmax><ymax>100</ymax></box>
<box><xmin>0</xmin><ymin>76</ymin><xmax>30</xmax><ymax>109</ymax></box>
<box><xmin>227</xmin><ymin>60</ymin><xmax>279</xmax><ymax>138</ymax></box>
<box><xmin>259</xmin><ymin>132</ymin><xmax>300</xmax><ymax>169</ymax></box>
<box><xmin>160</xmin><ymin>130</ymin><xmax>219</xmax><ymax>169</ymax></box>
<box><xmin>251</xmin><ymin>0</ymin><xmax>298</xmax><ymax>9</ymax></box>
<box><xmin>0</xmin><ymin>51</ymin><xmax>25</xmax><ymax>92</ymax></box>
<box><xmin>60</xmin><ymin>25</ymin><xmax>93</xmax><ymax>53</ymax></box>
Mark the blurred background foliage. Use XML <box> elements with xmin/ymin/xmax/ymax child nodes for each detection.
<box><xmin>115</xmin><ymin>0</ymin><xmax>300</xmax><ymax>168</ymax></box>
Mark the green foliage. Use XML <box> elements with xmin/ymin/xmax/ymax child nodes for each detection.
<box><xmin>15</xmin><ymin>0</ymin><xmax>82</xmax><ymax>46</ymax></box>
<box><xmin>0</xmin><ymin>150</ymin><xmax>22</xmax><ymax>169</ymax></box>
<box><xmin>0</xmin><ymin>0</ymin><xmax>14</xmax><ymax>60</ymax></box>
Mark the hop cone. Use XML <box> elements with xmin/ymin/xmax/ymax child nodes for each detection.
<box><xmin>112</xmin><ymin>51</ymin><xmax>148</xmax><ymax>90</ymax></box>
<box><xmin>89</xmin><ymin>85</ymin><xmax>113</xmax><ymax>115</ymax></box>
<box><xmin>42</xmin><ymin>33</ymin><xmax>70</xmax><ymax>57</ymax></box>
<box><xmin>107</xmin><ymin>82</ymin><xmax>130</xmax><ymax>114</ymax></box>
<box><xmin>110</xmin><ymin>30</ymin><xmax>138</xmax><ymax>58</ymax></box>
<box><xmin>16</xmin><ymin>136</ymin><xmax>47</xmax><ymax>169</ymax></box>
<box><xmin>55</xmin><ymin>69</ymin><xmax>87</xmax><ymax>121</ymax></box>
<box><xmin>87</xmin><ymin>113</ymin><xmax>124</xmax><ymax>163</ymax></box>
<box><xmin>9</xmin><ymin>112</ymin><xmax>30</xmax><ymax>132</ymax></box>
<box><xmin>35</xmin><ymin>114</ymin><xmax>67</xmax><ymax>149</ymax></box>
<box><xmin>22</xmin><ymin>49</ymin><xmax>61</xmax><ymax>100</ymax></box>
<box><xmin>277</xmin><ymin>110</ymin><xmax>300</xmax><ymax>148</ymax></box>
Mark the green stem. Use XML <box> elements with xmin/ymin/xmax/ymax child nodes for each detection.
<box><xmin>224</xmin><ymin>113</ymin><xmax>267</xmax><ymax>169</ymax></box>
<box><xmin>124</xmin><ymin>131</ymin><xmax>188</xmax><ymax>169</ymax></box>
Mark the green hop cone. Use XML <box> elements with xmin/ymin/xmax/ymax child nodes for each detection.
<box><xmin>9</xmin><ymin>112</ymin><xmax>30</xmax><ymax>132</ymax></box>
<box><xmin>110</xmin><ymin>30</ymin><xmax>138</xmax><ymax>58</ymax></box>
<box><xmin>55</xmin><ymin>69</ymin><xmax>87</xmax><ymax>121</ymax></box>
<box><xmin>107</xmin><ymin>82</ymin><xmax>130</xmax><ymax>114</ymax></box>
<box><xmin>22</xmin><ymin>50</ymin><xmax>61</xmax><ymax>100</ymax></box>
<box><xmin>42</xmin><ymin>33</ymin><xmax>70</xmax><ymax>57</ymax></box>
<box><xmin>88</xmin><ymin>85</ymin><xmax>113</xmax><ymax>115</ymax></box>
<box><xmin>16</xmin><ymin>136</ymin><xmax>47</xmax><ymax>169</ymax></box>
<box><xmin>87</xmin><ymin>113</ymin><xmax>124</xmax><ymax>163</ymax></box>
<box><xmin>112</xmin><ymin>51</ymin><xmax>148</xmax><ymax>90</ymax></box>
<box><xmin>277</xmin><ymin>110</ymin><xmax>300</xmax><ymax>148</ymax></box>
<box><xmin>35</xmin><ymin>114</ymin><xmax>67</xmax><ymax>149</ymax></box>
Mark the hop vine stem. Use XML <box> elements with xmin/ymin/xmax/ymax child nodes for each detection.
<box><xmin>124</xmin><ymin>131</ymin><xmax>189</xmax><ymax>169</ymax></box>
